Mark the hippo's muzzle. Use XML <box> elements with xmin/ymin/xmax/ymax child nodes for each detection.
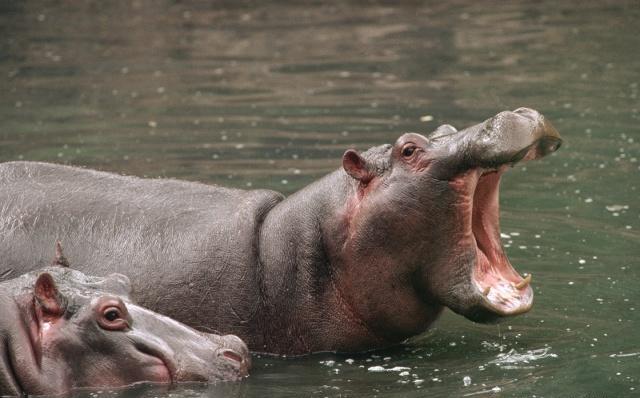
<box><xmin>430</xmin><ymin>107</ymin><xmax>562</xmax><ymax>175</ymax></box>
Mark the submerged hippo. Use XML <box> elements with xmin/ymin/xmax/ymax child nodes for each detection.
<box><xmin>0</xmin><ymin>244</ymin><xmax>249</xmax><ymax>397</ymax></box>
<box><xmin>0</xmin><ymin>108</ymin><xmax>561</xmax><ymax>355</ymax></box>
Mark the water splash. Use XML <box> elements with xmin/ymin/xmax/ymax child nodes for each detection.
<box><xmin>489</xmin><ymin>347</ymin><xmax>558</xmax><ymax>369</ymax></box>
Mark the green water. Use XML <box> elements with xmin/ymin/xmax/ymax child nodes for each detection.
<box><xmin>1</xmin><ymin>1</ymin><xmax>639</xmax><ymax>397</ymax></box>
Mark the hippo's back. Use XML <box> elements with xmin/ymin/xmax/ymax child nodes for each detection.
<box><xmin>0</xmin><ymin>161</ymin><xmax>283</xmax><ymax>334</ymax></box>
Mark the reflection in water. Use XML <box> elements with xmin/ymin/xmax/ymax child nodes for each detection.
<box><xmin>1</xmin><ymin>1</ymin><xmax>639</xmax><ymax>397</ymax></box>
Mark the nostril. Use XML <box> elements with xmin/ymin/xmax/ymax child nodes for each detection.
<box><xmin>221</xmin><ymin>349</ymin><xmax>244</xmax><ymax>363</ymax></box>
<box><xmin>542</xmin><ymin>137</ymin><xmax>562</xmax><ymax>154</ymax></box>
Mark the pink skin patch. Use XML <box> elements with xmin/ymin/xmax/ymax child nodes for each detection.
<box><xmin>451</xmin><ymin>167</ymin><xmax>533</xmax><ymax>315</ymax></box>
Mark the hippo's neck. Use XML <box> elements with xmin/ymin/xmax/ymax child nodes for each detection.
<box><xmin>257</xmin><ymin>171</ymin><xmax>392</xmax><ymax>353</ymax></box>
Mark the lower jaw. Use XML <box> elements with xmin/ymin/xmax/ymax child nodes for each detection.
<box><xmin>472</xmin><ymin>252</ymin><xmax>534</xmax><ymax>318</ymax></box>
<box><xmin>474</xmin><ymin>287</ymin><xmax>533</xmax><ymax>318</ymax></box>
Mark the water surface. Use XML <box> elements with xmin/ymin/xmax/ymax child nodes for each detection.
<box><xmin>1</xmin><ymin>1</ymin><xmax>639</xmax><ymax>397</ymax></box>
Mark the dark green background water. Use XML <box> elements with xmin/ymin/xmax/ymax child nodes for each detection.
<box><xmin>1</xmin><ymin>1</ymin><xmax>639</xmax><ymax>397</ymax></box>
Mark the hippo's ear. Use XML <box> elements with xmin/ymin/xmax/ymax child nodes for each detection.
<box><xmin>343</xmin><ymin>150</ymin><xmax>374</xmax><ymax>183</ymax></box>
<box><xmin>52</xmin><ymin>241</ymin><xmax>71</xmax><ymax>268</ymax></box>
<box><xmin>34</xmin><ymin>273</ymin><xmax>66</xmax><ymax>317</ymax></box>
<box><xmin>428</xmin><ymin>124</ymin><xmax>458</xmax><ymax>139</ymax></box>
<box><xmin>105</xmin><ymin>273</ymin><xmax>132</xmax><ymax>297</ymax></box>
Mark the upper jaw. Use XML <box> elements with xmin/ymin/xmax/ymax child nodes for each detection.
<box><xmin>427</xmin><ymin>107</ymin><xmax>562</xmax><ymax>181</ymax></box>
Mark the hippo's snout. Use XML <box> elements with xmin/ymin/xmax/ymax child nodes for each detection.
<box><xmin>472</xmin><ymin>107</ymin><xmax>562</xmax><ymax>168</ymax></box>
<box><xmin>428</xmin><ymin>107</ymin><xmax>561</xmax><ymax>179</ymax></box>
<box><xmin>215</xmin><ymin>334</ymin><xmax>251</xmax><ymax>377</ymax></box>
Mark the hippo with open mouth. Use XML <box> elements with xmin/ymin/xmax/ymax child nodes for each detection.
<box><xmin>0</xmin><ymin>244</ymin><xmax>250</xmax><ymax>397</ymax></box>
<box><xmin>0</xmin><ymin>107</ymin><xmax>561</xmax><ymax>355</ymax></box>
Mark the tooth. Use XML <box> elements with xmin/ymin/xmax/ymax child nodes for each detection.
<box><xmin>515</xmin><ymin>274</ymin><xmax>532</xmax><ymax>290</ymax></box>
<box><xmin>483</xmin><ymin>286</ymin><xmax>491</xmax><ymax>296</ymax></box>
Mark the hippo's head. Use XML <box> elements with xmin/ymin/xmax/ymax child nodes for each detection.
<box><xmin>334</xmin><ymin>108</ymin><xmax>561</xmax><ymax>340</ymax></box>
<box><xmin>1</xmin><ymin>258</ymin><xmax>249</xmax><ymax>396</ymax></box>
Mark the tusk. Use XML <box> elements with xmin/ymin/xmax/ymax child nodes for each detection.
<box><xmin>515</xmin><ymin>274</ymin><xmax>532</xmax><ymax>290</ymax></box>
<box><xmin>483</xmin><ymin>286</ymin><xmax>491</xmax><ymax>296</ymax></box>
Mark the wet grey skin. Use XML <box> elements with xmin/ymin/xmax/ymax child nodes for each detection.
<box><xmin>0</xmin><ymin>248</ymin><xmax>250</xmax><ymax>397</ymax></box>
<box><xmin>0</xmin><ymin>108</ymin><xmax>561</xmax><ymax>355</ymax></box>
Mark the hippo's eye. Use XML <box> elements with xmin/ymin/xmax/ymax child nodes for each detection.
<box><xmin>402</xmin><ymin>145</ymin><xmax>417</xmax><ymax>158</ymax></box>
<box><xmin>104</xmin><ymin>308</ymin><xmax>121</xmax><ymax>322</ymax></box>
<box><xmin>96</xmin><ymin>300</ymin><xmax>130</xmax><ymax>331</ymax></box>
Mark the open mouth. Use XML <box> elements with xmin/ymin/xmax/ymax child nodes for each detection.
<box><xmin>469</xmin><ymin>167</ymin><xmax>533</xmax><ymax>316</ymax></box>
<box><xmin>437</xmin><ymin>107</ymin><xmax>561</xmax><ymax>320</ymax></box>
